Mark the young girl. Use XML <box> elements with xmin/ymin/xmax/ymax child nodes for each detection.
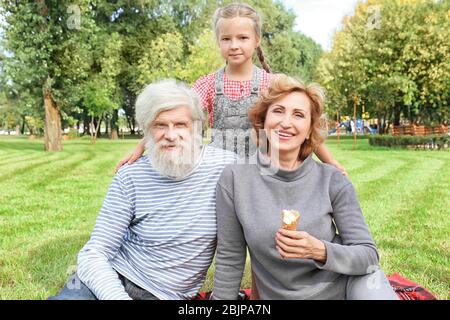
<box><xmin>115</xmin><ymin>2</ymin><xmax>347</xmax><ymax>175</ymax></box>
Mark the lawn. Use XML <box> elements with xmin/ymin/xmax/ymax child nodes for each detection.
<box><xmin>0</xmin><ymin>135</ymin><xmax>448</xmax><ymax>300</ymax></box>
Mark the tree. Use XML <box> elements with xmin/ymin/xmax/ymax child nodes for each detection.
<box><xmin>81</xmin><ymin>31</ymin><xmax>122</xmax><ymax>142</ymax></box>
<box><xmin>179</xmin><ymin>29</ymin><xmax>223</xmax><ymax>85</ymax></box>
<box><xmin>1</xmin><ymin>0</ymin><xmax>324</xmax><ymax>142</ymax></box>
<box><xmin>316</xmin><ymin>0</ymin><xmax>449</xmax><ymax>132</ymax></box>
<box><xmin>248</xmin><ymin>0</ymin><xmax>323</xmax><ymax>79</ymax></box>
<box><xmin>136</xmin><ymin>31</ymin><xmax>184</xmax><ymax>86</ymax></box>
<box><xmin>96</xmin><ymin>0</ymin><xmax>216</xmax><ymax>134</ymax></box>
<box><xmin>1</xmin><ymin>0</ymin><xmax>96</xmax><ymax>150</ymax></box>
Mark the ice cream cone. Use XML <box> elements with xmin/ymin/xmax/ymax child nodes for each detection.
<box><xmin>281</xmin><ymin>209</ymin><xmax>300</xmax><ymax>230</ymax></box>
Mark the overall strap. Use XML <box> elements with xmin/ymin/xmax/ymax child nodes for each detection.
<box><xmin>250</xmin><ymin>66</ymin><xmax>262</xmax><ymax>95</ymax></box>
<box><xmin>214</xmin><ymin>68</ymin><xmax>225</xmax><ymax>96</ymax></box>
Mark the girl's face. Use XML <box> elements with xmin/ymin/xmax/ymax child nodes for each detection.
<box><xmin>217</xmin><ymin>17</ymin><xmax>260</xmax><ymax>68</ymax></box>
<box><xmin>264</xmin><ymin>91</ymin><xmax>312</xmax><ymax>157</ymax></box>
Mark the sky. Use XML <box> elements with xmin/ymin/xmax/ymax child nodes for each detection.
<box><xmin>280</xmin><ymin>0</ymin><xmax>361</xmax><ymax>51</ymax></box>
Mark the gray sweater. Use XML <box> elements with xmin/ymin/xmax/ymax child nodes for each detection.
<box><xmin>213</xmin><ymin>151</ymin><xmax>380</xmax><ymax>300</ymax></box>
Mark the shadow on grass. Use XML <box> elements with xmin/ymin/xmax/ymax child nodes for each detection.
<box><xmin>25</xmin><ymin>232</ymin><xmax>90</xmax><ymax>298</ymax></box>
<box><xmin>0</xmin><ymin>150</ymin><xmax>75</xmax><ymax>183</ymax></box>
<box><xmin>0</xmin><ymin>140</ymin><xmax>46</xmax><ymax>152</ymax></box>
<box><xmin>28</xmin><ymin>151</ymin><xmax>96</xmax><ymax>190</ymax></box>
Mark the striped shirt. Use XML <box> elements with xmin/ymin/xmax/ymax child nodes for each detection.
<box><xmin>77</xmin><ymin>146</ymin><xmax>237</xmax><ymax>300</ymax></box>
<box><xmin>192</xmin><ymin>68</ymin><xmax>273</xmax><ymax>126</ymax></box>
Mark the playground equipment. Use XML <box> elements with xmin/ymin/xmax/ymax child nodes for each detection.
<box><xmin>328</xmin><ymin>119</ymin><xmax>377</xmax><ymax>135</ymax></box>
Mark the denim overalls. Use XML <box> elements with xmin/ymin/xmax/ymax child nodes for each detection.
<box><xmin>211</xmin><ymin>66</ymin><xmax>262</xmax><ymax>159</ymax></box>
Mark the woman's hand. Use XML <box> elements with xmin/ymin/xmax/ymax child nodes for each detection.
<box><xmin>114</xmin><ymin>138</ymin><xmax>146</xmax><ymax>173</ymax></box>
<box><xmin>314</xmin><ymin>144</ymin><xmax>348</xmax><ymax>176</ymax></box>
<box><xmin>329</xmin><ymin>160</ymin><xmax>348</xmax><ymax>177</ymax></box>
<box><xmin>275</xmin><ymin>228</ymin><xmax>327</xmax><ymax>263</ymax></box>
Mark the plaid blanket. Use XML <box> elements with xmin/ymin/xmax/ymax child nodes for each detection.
<box><xmin>388</xmin><ymin>273</ymin><xmax>437</xmax><ymax>300</ymax></box>
<box><xmin>195</xmin><ymin>273</ymin><xmax>437</xmax><ymax>300</ymax></box>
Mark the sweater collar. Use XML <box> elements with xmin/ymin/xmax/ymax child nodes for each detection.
<box><xmin>256</xmin><ymin>149</ymin><xmax>315</xmax><ymax>181</ymax></box>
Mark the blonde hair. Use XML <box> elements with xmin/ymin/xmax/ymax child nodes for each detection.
<box><xmin>213</xmin><ymin>2</ymin><xmax>271</xmax><ymax>73</ymax></box>
<box><xmin>248</xmin><ymin>74</ymin><xmax>327</xmax><ymax>161</ymax></box>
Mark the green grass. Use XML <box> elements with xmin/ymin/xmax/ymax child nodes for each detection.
<box><xmin>0</xmin><ymin>135</ymin><xmax>448</xmax><ymax>300</ymax></box>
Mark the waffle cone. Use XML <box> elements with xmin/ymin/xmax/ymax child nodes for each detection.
<box><xmin>281</xmin><ymin>210</ymin><xmax>300</xmax><ymax>230</ymax></box>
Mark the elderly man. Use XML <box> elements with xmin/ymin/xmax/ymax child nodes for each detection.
<box><xmin>49</xmin><ymin>80</ymin><xmax>236</xmax><ymax>300</ymax></box>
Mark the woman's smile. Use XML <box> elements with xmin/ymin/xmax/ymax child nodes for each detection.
<box><xmin>274</xmin><ymin>129</ymin><xmax>296</xmax><ymax>140</ymax></box>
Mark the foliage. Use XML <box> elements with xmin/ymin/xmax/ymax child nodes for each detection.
<box><xmin>369</xmin><ymin>134</ymin><xmax>449</xmax><ymax>149</ymax></box>
<box><xmin>0</xmin><ymin>0</ymin><xmax>324</xmax><ymax>145</ymax></box>
<box><xmin>179</xmin><ymin>29</ymin><xmax>223</xmax><ymax>85</ymax></box>
<box><xmin>315</xmin><ymin>0</ymin><xmax>449</xmax><ymax>129</ymax></box>
<box><xmin>245</xmin><ymin>0</ymin><xmax>323</xmax><ymax>79</ymax></box>
<box><xmin>1</xmin><ymin>0</ymin><xmax>97</xmax><ymax>109</ymax></box>
<box><xmin>136</xmin><ymin>31</ymin><xmax>184</xmax><ymax>86</ymax></box>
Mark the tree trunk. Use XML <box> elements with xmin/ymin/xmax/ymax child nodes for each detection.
<box><xmin>385</xmin><ymin>109</ymin><xmax>393</xmax><ymax>134</ymax></box>
<box><xmin>95</xmin><ymin>115</ymin><xmax>103</xmax><ymax>139</ymax></box>
<box><xmin>381</xmin><ymin>112</ymin><xmax>387</xmax><ymax>134</ymax></box>
<box><xmin>105</xmin><ymin>117</ymin><xmax>109</xmax><ymax>138</ymax></box>
<box><xmin>43</xmin><ymin>89</ymin><xmax>63</xmax><ymax>151</ymax></box>
<box><xmin>110</xmin><ymin>128</ymin><xmax>119</xmax><ymax>140</ymax></box>
<box><xmin>98</xmin><ymin>117</ymin><xmax>105</xmax><ymax>138</ymax></box>
<box><xmin>110</xmin><ymin>109</ymin><xmax>119</xmax><ymax>140</ymax></box>
<box><xmin>90</xmin><ymin>115</ymin><xmax>103</xmax><ymax>144</ymax></box>
<box><xmin>377</xmin><ymin>112</ymin><xmax>382</xmax><ymax>135</ymax></box>
<box><xmin>127</xmin><ymin>117</ymin><xmax>135</xmax><ymax>135</ymax></box>
<box><xmin>83</xmin><ymin>113</ymin><xmax>90</xmax><ymax>135</ymax></box>
<box><xmin>21</xmin><ymin>115</ymin><xmax>26</xmax><ymax>135</ymax></box>
<box><xmin>90</xmin><ymin>115</ymin><xmax>95</xmax><ymax>143</ymax></box>
<box><xmin>26</xmin><ymin>121</ymin><xmax>35</xmax><ymax>136</ymax></box>
<box><xmin>393</xmin><ymin>104</ymin><xmax>401</xmax><ymax>126</ymax></box>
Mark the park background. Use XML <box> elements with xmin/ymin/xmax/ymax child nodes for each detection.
<box><xmin>0</xmin><ymin>0</ymin><xmax>448</xmax><ymax>299</ymax></box>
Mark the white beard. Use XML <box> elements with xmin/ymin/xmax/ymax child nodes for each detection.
<box><xmin>146</xmin><ymin>133</ymin><xmax>203</xmax><ymax>179</ymax></box>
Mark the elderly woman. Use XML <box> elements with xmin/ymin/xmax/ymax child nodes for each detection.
<box><xmin>212</xmin><ymin>74</ymin><xmax>398</xmax><ymax>300</ymax></box>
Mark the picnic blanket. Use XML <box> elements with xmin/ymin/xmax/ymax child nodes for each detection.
<box><xmin>388</xmin><ymin>273</ymin><xmax>437</xmax><ymax>300</ymax></box>
<box><xmin>195</xmin><ymin>273</ymin><xmax>437</xmax><ymax>300</ymax></box>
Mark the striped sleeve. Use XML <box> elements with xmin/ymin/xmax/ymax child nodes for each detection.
<box><xmin>77</xmin><ymin>171</ymin><xmax>135</xmax><ymax>300</ymax></box>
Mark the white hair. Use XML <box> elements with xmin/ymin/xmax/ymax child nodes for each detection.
<box><xmin>135</xmin><ymin>79</ymin><xmax>204</xmax><ymax>135</ymax></box>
